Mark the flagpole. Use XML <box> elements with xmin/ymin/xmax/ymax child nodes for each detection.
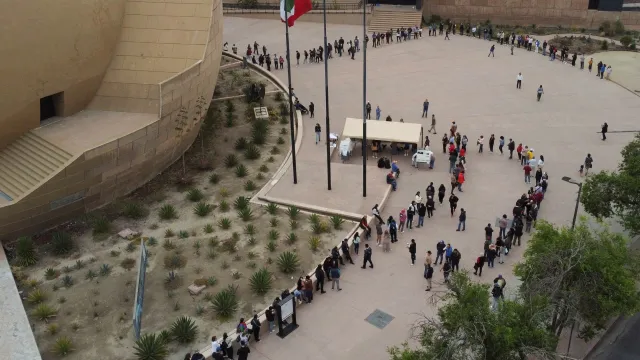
<box><xmin>323</xmin><ymin>0</ymin><xmax>332</xmax><ymax>191</ymax></box>
<box><xmin>284</xmin><ymin>10</ymin><xmax>298</xmax><ymax>184</ymax></box>
<box><xmin>362</xmin><ymin>0</ymin><xmax>367</xmax><ymax>198</ymax></box>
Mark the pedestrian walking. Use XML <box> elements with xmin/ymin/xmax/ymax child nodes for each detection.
<box><xmin>508</xmin><ymin>139</ymin><xmax>515</xmax><ymax>159</ymax></box>
<box><xmin>601</xmin><ymin>122</ymin><xmax>608</xmax><ymax>141</ymax></box>
<box><xmin>488</xmin><ymin>44</ymin><xmax>495</xmax><ymax>57</ymax></box>
<box><xmin>408</xmin><ymin>239</ymin><xmax>417</xmax><ymax>265</ymax></box>
<box><xmin>437</xmin><ymin>184</ymin><xmax>446</xmax><ymax>204</ymax></box>
<box><xmin>424</xmin><ymin>263</ymin><xmax>434</xmax><ymax>291</ymax></box>
<box><xmin>314</xmin><ymin>123</ymin><xmax>321</xmax><ymax>144</ymax></box>
<box><xmin>441</xmin><ymin>261</ymin><xmax>452</xmax><ymax>283</ymax></box>
<box><xmin>477</xmin><ymin>135</ymin><xmax>484</xmax><ymax>153</ymax></box>
<box><xmin>237</xmin><ymin>341</ymin><xmax>250</xmax><ymax>360</ymax></box>
<box><xmin>473</xmin><ymin>253</ymin><xmax>486</xmax><ymax>276</ymax></box>
<box><xmin>491</xmin><ymin>282</ymin><xmax>503</xmax><ymax>311</ymax></box>
<box><xmin>362</xmin><ymin>244</ymin><xmax>374</xmax><ymax>268</ymax></box>
<box><xmin>435</xmin><ymin>240</ymin><xmax>445</xmax><ymax>264</ymax></box>
<box><xmin>516</xmin><ymin>72</ymin><xmax>523</xmax><ymax>89</ymax></box>
<box><xmin>536</xmin><ymin>85</ymin><xmax>544</xmax><ymax>101</ymax></box>
<box><xmin>428</xmin><ymin>114</ymin><xmax>436</xmax><ymax>134</ymax></box>
<box><xmin>309</xmin><ymin>102</ymin><xmax>314</xmax><ymax>118</ymax></box>
<box><xmin>449</xmin><ymin>193</ymin><xmax>459</xmax><ymax>216</ymax></box>
<box><xmin>489</xmin><ymin>134</ymin><xmax>495</xmax><ymax>152</ymax></box>
<box><xmin>422</xmin><ymin>98</ymin><xmax>429</xmax><ymax>117</ymax></box>
<box><xmin>584</xmin><ymin>153</ymin><xmax>593</xmax><ymax>175</ymax></box>
<box><xmin>456</xmin><ymin>208</ymin><xmax>466</xmax><ymax>231</ymax></box>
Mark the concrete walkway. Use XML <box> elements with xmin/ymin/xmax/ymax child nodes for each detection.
<box><xmin>222</xmin><ymin>17</ymin><xmax>640</xmax><ymax>360</ymax></box>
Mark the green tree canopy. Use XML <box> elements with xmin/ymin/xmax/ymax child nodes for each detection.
<box><xmin>581</xmin><ymin>134</ymin><xmax>640</xmax><ymax>236</ymax></box>
<box><xmin>388</xmin><ymin>272</ymin><xmax>557</xmax><ymax>360</ymax></box>
<box><xmin>515</xmin><ymin>220</ymin><xmax>640</xmax><ymax>341</ymax></box>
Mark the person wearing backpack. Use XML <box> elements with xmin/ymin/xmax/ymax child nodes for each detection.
<box><xmin>406</xmin><ymin>201</ymin><xmax>416</xmax><ymax>230</ymax></box>
<box><xmin>491</xmin><ymin>282</ymin><xmax>503</xmax><ymax>311</ymax></box>
<box><xmin>441</xmin><ymin>261</ymin><xmax>452</xmax><ymax>283</ymax></box>
<box><xmin>426</xmin><ymin>196</ymin><xmax>435</xmax><ymax>219</ymax></box>
<box><xmin>424</xmin><ymin>264</ymin><xmax>434</xmax><ymax>291</ymax></box>
<box><xmin>330</xmin><ymin>266</ymin><xmax>342</xmax><ymax>291</ymax></box>
<box><xmin>362</xmin><ymin>243</ymin><xmax>374</xmax><ymax>269</ymax></box>
<box><xmin>388</xmin><ymin>217</ymin><xmax>398</xmax><ymax>243</ymax></box>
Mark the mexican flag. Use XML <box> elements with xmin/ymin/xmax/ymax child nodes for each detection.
<box><xmin>280</xmin><ymin>0</ymin><xmax>312</xmax><ymax>27</ymax></box>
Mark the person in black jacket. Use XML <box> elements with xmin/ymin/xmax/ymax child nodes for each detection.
<box><xmin>473</xmin><ymin>253</ymin><xmax>486</xmax><ymax>276</ymax></box>
<box><xmin>309</xmin><ymin>102</ymin><xmax>315</xmax><ymax>118</ymax></box>
<box><xmin>265</xmin><ymin>306</ymin><xmax>275</xmax><ymax>333</ymax></box>
<box><xmin>315</xmin><ymin>264</ymin><xmax>326</xmax><ymax>293</ymax></box>
<box><xmin>341</xmin><ymin>239</ymin><xmax>354</xmax><ymax>265</ymax></box>
<box><xmin>323</xmin><ymin>256</ymin><xmax>333</xmax><ymax>280</ymax></box>
<box><xmin>456</xmin><ymin>208</ymin><xmax>466</xmax><ymax>231</ymax></box>
<box><xmin>417</xmin><ymin>202</ymin><xmax>426</xmax><ymax>228</ymax></box>
<box><xmin>438</xmin><ymin>184</ymin><xmax>446</xmax><ymax>204</ymax></box>
<box><xmin>426</xmin><ymin>196</ymin><xmax>435</xmax><ymax>218</ymax></box>
<box><xmin>250</xmin><ymin>314</ymin><xmax>262</xmax><ymax>342</ymax></box>
<box><xmin>220</xmin><ymin>333</ymin><xmax>233</xmax><ymax>359</ymax></box>
<box><xmin>408</xmin><ymin>239</ymin><xmax>417</xmax><ymax>265</ymax></box>
<box><xmin>449</xmin><ymin>193</ymin><xmax>459</xmax><ymax>216</ymax></box>
<box><xmin>450</xmin><ymin>249</ymin><xmax>461</xmax><ymax>272</ymax></box>
<box><xmin>435</xmin><ymin>240</ymin><xmax>446</xmax><ymax>264</ymax></box>
<box><xmin>332</xmin><ymin>246</ymin><xmax>344</xmax><ymax>266</ymax></box>
<box><xmin>507</xmin><ymin>138</ymin><xmax>516</xmax><ymax>159</ymax></box>
<box><xmin>426</xmin><ymin>182</ymin><xmax>435</xmax><ymax>198</ymax></box>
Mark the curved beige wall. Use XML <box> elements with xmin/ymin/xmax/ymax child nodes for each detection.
<box><xmin>0</xmin><ymin>0</ymin><xmax>127</xmax><ymax>149</ymax></box>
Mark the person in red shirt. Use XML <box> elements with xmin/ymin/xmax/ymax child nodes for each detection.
<box><xmin>516</xmin><ymin>143</ymin><xmax>523</xmax><ymax>162</ymax></box>
<box><xmin>457</xmin><ymin>171</ymin><xmax>465</xmax><ymax>192</ymax></box>
<box><xmin>459</xmin><ymin>147</ymin><xmax>466</xmax><ymax>159</ymax></box>
<box><xmin>523</xmin><ymin>163</ymin><xmax>532</xmax><ymax>184</ymax></box>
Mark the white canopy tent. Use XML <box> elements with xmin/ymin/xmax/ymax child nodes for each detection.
<box><xmin>342</xmin><ymin>118</ymin><xmax>423</xmax><ymax>147</ymax></box>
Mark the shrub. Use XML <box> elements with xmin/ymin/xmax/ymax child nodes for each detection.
<box><xmin>208</xmin><ymin>237</ymin><xmax>220</xmax><ymax>248</ymax></box>
<box><xmin>203</xmin><ymin>224</ymin><xmax>214</xmax><ymax>233</ymax></box>
<box><xmin>74</xmin><ymin>260</ymin><xmax>85</xmax><ymax>270</ymax></box>
<box><xmin>232</xmin><ymin>270</ymin><xmax>242</xmax><ymax>279</ymax></box>
<box><xmin>290</xmin><ymin>220</ymin><xmax>299</xmax><ymax>230</ymax></box>
<box><xmin>247</xmin><ymin>237</ymin><xmax>257</xmax><ymax>246</ymax></box>
<box><xmin>235</xmin><ymin>164</ymin><xmax>248</xmax><ymax>178</ymax></box>
<box><xmin>308</xmin><ymin>236</ymin><xmax>322</xmax><ymax>252</ymax></box>
<box><xmin>164</xmin><ymin>254</ymin><xmax>187</xmax><ymax>270</ymax></box>
<box><xmin>270</xmin><ymin>218</ymin><xmax>279</xmax><ymax>228</ymax></box>
<box><xmin>277</xmin><ymin>251</ymin><xmax>300</xmax><ymax>274</ymax></box>
<box><xmin>261</xmin><ymin>204</ymin><xmax>277</xmax><ymax>216</ymax></box>
<box><xmin>249</xmin><ymin>268</ymin><xmax>273</xmax><ymax>295</ymax></box>
<box><xmin>224</xmin><ymin>154</ymin><xmax>238</xmax><ymax>168</ymax></box>
<box><xmin>286</xmin><ymin>205</ymin><xmax>300</xmax><ymax>219</ymax></box>
<box><xmin>126</xmin><ymin>242</ymin><xmax>136</xmax><ymax>252</ymax></box>
<box><xmin>225</xmin><ymin>99</ymin><xmax>236</xmax><ymax>113</ymax></box>
<box><xmin>221</xmin><ymin>261</ymin><xmax>230</xmax><ymax>269</ymax></box>
<box><xmin>16</xmin><ymin>236</ymin><xmax>37</xmax><ymax>267</ymax></box>
<box><xmin>280</xmin><ymin>127</ymin><xmax>288</xmax><ymax>135</ymax></box>
<box><xmin>62</xmin><ymin>275</ymin><xmax>74</xmax><ymax>287</ymax></box>
<box><xmin>330</xmin><ymin>215</ymin><xmax>345</xmax><ymax>230</ymax></box>
<box><xmin>614</xmin><ymin>19</ymin><xmax>625</xmax><ymax>35</ymax></box>
<box><xmin>631</xmin><ymin>42</ymin><xmax>637</xmax><ymax>50</ymax></box>
<box><xmin>225</xmin><ymin>114</ymin><xmax>235</xmax><ymax>128</ymax></box>
<box><xmin>285</xmin><ymin>232</ymin><xmax>298</xmax><ymax>245</ymax></box>
<box><xmin>186</xmin><ymin>189</ymin><xmax>204</xmax><ymax>202</ymax></box>
<box><xmin>309</xmin><ymin>213</ymin><xmax>320</xmax><ymax>225</ymax></box>
<box><xmin>601</xmin><ymin>40</ymin><xmax>608</xmax><ymax>50</ymax></box>
<box><xmin>207</xmin><ymin>276</ymin><xmax>218</xmax><ymax>286</ymax></box>
<box><xmin>85</xmin><ymin>269</ymin><xmax>97</xmax><ymax>281</ymax></box>
<box><xmin>251</xmin><ymin>120</ymin><xmax>270</xmax><ymax>145</ymax></box>
<box><xmin>170</xmin><ymin>316</ymin><xmax>198</xmax><ymax>343</ymax></box>
<box><xmin>244</xmin><ymin>224</ymin><xmax>256</xmax><ymax>236</ymax></box>
<box><xmin>277</xmin><ymin>137</ymin><xmax>285</xmax><ymax>145</ymax></box>
<box><xmin>218</xmin><ymin>217</ymin><xmax>232</xmax><ymax>230</ymax></box>
<box><xmin>123</xmin><ymin>202</ymin><xmax>147</xmax><ymax>219</ymax></box>
<box><xmin>218</xmin><ymin>187</ymin><xmax>230</xmax><ymax>198</ymax></box>
<box><xmin>53</xmin><ymin>336</ymin><xmax>74</xmax><ymax>356</ymax></box>
<box><xmin>147</xmin><ymin>237</ymin><xmax>158</xmax><ymax>246</ymax></box>
<box><xmin>121</xmin><ymin>258</ymin><xmax>136</xmax><ymax>270</ymax></box>
<box><xmin>133</xmin><ymin>333</ymin><xmax>168</xmax><ymax>360</ymax></box>
<box><xmin>92</xmin><ymin>216</ymin><xmax>111</xmax><ymax>235</ymax></box>
<box><xmin>193</xmin><ymin>202</ymin><xmax>213</xmax><ymax>217</ymax></box>
<box><xmin>234</xmin><ymin>196</ymin><xmax>250</xmax><ymax>210</ymax></box>
<box><xmin>47</xmin><ymin>323</ymin><xmax>59</xmax><ymax>335</ymax></box>
<box><xmin>51</xmin><ymin>232</ymin><xmax>74</xmax><ymax>256</ymax></box>
<box><xmin>311</xmin><ymin>221</ymin><xmax>329</xmax><ymax>235</ymax></box>
<box><xmin>163</xmin><ymin>239</ymin><xmax>176</xmax><ymax>250</ymax></box>
<box><xmin>274</xmin><ymin>91</ymin><xmax>284</xmax><ymax>101</ymax></box>
<box><xmin>259</xmin><ymin>164</ymin><xmax>269</xmax><ymax>173</ymax></box>
<box><xmin>270</xmin><ymin>146</ymin><xmax>281</xmax><ymax>155</ymax></box>
<box><xmin>244</xmin><ymin>180</ymin><xmax>257</xmax><ymax>192</ymax></box>
<box><xmin>158</xmin><ymin>204</ymin><xmax>178</xmax><ymax>220</ymax></box>
<box><xmin>219</xmin><ymin>200</ymin><xmax>230</xmax><ymax>212</ymax></box>
<box><xmin>99</xmin><ymin>264</ymin><xmax>112</xmax><ymax>276</ymax></box>
<box><xmin>238</xmin><ymin>208</ymin><xmax>254</xmax><ymax>221</ymax></box>
<box><xmin>266</xmin><ymin>240</ymin><xmax>277</xmax><ymax>252</ymax></box>
<box><xmin>235</xmin><ymin>137</ymin><xmax>248</xmax><ymax>151</ymax></box>
<box><xmin>207</xmin><ymin>249</ymin><xmax>218</xmax><ymax>260</ymax></box>
<box><xmin>211</xmin><ymin>285</ymin><xmax>239</xmax><ymax>320</ymax></box>
<box><xmin>178</xmin><ymin>230</ymin><xmax>189</xmax><ymax>239</ymax></box>
<box><xmin>209</xmin><ymin>173</ymin><xmax>220</xmax><ymax>184</ymax></box>
<box><xmin>268</xmin><ymin>229</ymin><xmax>280</xmax><ymax>241</ymax></box>
<box><xmin>279</xmin><ymin>116</ymin><xmax>288</xmax><ymax>125</ymax></box>
<box><xmin>164</xmin><ymin>229</ymin><xmax>175</xmax><ymax>238</ymax></box>
<box><xmin>256</xmin><ymin>172</ymin><xmax>265</xmax><ymax>181</ymax></box>
<box><xmin>27</xmin><ymin>288</ymin><xmax>47</xmax><ymax>304</ymax></box>
<box><xmin>247</xmin><ymin>251</ymin><xmax>258</xmax><ymax>260</ymax></box>
<box><xmin>32</xmin><ymin>303</ymin><xmax>57</xmax><ymax>321</ymax></box>
<box><xmin>45</xmin><ymin>268</ymin><xmax>59</xmax><ymax>280</ymax></box>
<box><xmin>244</xmin><ymin>144</ymin><xmax>261</xmax><ymax>160</ymax></box>
<box><xmin>620</xmin><ymin>35</ymin><xmax>633</xmax><ymax>48</ymax></box>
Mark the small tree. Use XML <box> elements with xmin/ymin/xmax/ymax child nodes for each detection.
<box><xmin>620</xmin><ymin>35</ymin><xmax>633</xmax><ymax>48</ymax></box>
<box><xmin>515</xmin><ymin>220</ymin><xmax>640</xmax><ymax>341</ymax></box>
<box><xmin>581</xmin><ymin>134</ymin><xmax>640</xmax><ymax>237</ymax></box>
<box><xmin>388</xmin><ymin>272</ymin><xmax>558</xmax><ymax>360</ymax></box>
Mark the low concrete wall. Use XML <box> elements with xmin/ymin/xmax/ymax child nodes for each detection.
<box><xmin>224</xmin><ymin>10</ymin><xmax>372</xmax><ymax>25</ymax></box>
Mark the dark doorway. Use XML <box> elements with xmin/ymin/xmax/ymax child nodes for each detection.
<box><xmin>40</xmin><ymin>92</ymin><xmax>63</xmax><ymax>123</ymax></box>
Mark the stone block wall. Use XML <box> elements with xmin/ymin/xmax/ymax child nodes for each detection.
<box><xmin>0</xmin><ymin>0</ymin><xmax>223</xmax><ymax>242</ymax></box>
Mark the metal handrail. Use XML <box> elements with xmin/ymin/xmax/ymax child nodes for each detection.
<box><xmin>223</xmin><ymin>1</ymin><xmax>363</xmax><ymax>10</ymax></box>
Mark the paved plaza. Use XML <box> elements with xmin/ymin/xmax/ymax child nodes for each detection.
<box><xmin>222</xmin><ymin>17</ymin><xmax>640</xmax><ymax>360</ymax></box>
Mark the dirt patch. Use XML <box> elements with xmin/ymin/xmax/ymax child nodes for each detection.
<box><xmin>9</xmin><ymin>64</ymin><xmax>349</xmax><ymax>360</ymax></box>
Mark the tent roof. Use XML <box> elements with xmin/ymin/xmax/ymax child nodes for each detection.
<box><xmin>342</xmin><ymin>118</ymin><xmax>422</xmax><ymax>144</ymax></box>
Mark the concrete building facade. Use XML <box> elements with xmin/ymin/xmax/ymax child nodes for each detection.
<box><xmin>0</xmin><ymin>0</ymin><xmax>224</xmax><ymax>241</ymax></box>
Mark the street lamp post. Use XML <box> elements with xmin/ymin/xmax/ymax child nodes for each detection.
<box><xmin>561</xmin><ymin>175</ymin><xmax>583</xmax><ymax>356</ymax></box>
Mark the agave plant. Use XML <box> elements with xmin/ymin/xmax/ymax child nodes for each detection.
<box><xmin>308</xmin><ymin>213</ymin><xmax>321</xmax><ymax>226</ymax></box>
<box><xmin>210</xmin><ymin>285</ymin><xmax>239</xmax><ymax>320</ymax></box>
<box><xmin>237</xmin><ymin>208</ymin><xmax>253</xmax><ymax>222</ymax></box>
<box><xmin>259</xmin><ymin>164</ymin><xmax>269</xmax><ymax>173</ymax></box>
<box><xmin>53</xmin><ymin>336</ymin><xmax>74</xmax><ymax>356</ymax></box>
<box><xmin>308</xmin><ymin>236</ymin><xmax>322</xmax><ymax>252</ymax></box>
<box><xmin>203</xmin><ymin>224</ymin><xmax>214</xmax><ymax>234</ymax></box>
<box><xmin>178</xmin><ymin>230</ymin><xmax>189</xmax><ymax>239</ymax></box>
<box><xmin>330</xmin><ymin>215</ymin><xmax>345</xmax><ymax>230</ymax></box>
<box><xmin>219</xmin><ymin>200</ymin><xmax>230</xmax><ymax>212</ymax></box>
<box><xmin>186</xmin><ymin>188</ymin><xmax>204</xmax><ymax>202</ymax></box>
<box><xmin>163</xmin><ymin>239</ymin><xmax>176</xmax><ymax>250</ymax></box>
<box><xmin>170</xmin><ymin>316</ymin><xmax>198</xmax><ymax>343</ymax></box>
<box><xmin>147</xmin><ymin>237</ymin><xmax>158</xmax><ymax>246</ymax></box>
<box><xmin>266</xmin><ymin>240</ymin><xmax>277</xmax><ymax>253</ymax></box>
<box><xmin>265</xmin><ymin>203</ymin><xmax>278</xmax><ymax>215</ymax></box>
<box><xmin>85</xmin><ymin>269</ymin><xmax>97</xmax><ymax>281</ymax></box>
<box><xmin>92</xmin><ymin>216</ymin><xmax>111</xmax><ymax>235</ymax></box>
<box><xmin>209</xmin><ymin>173</ymin><xmax>220</xmax><ymax>185</ymax></box>
<box><xmin>234</xmin><ymin>137</ymin><xmax>248</xmax><ymax>151</ymax></box>
<box><xmin>247</xmin><ymin>237</ymin><xmax>257</xmax><ymax>246</ymax></box>
<box><xmin>277</xmin><ymin>251</ymin><xmax>300</xmax><ymax>274</ymax></box>
<box><xmin>244</xmin><ymin>180</ymin><xmax>257</xmax><ymax>191</ymax></box>
<box><xmin>244</xmin><ymin>144</ymin><xmax>261</xmax><ymax>160</ymax></box>
<box><xmin>27</xmin><ymin>288</ymin><xmax>48</xmax><ymax>304</ymax></box>
<box><xmin>235</xmin><ymin>164</ymin><xmax>248</xmax><ymax>178</ymax></box>
<box><xmin>269</xmin><ymin>217</ymin><xmax>279</xmax><ymax>228</ymax></box>
<box><xmin>249</xmin><ymin>268</ymin><xmax>273</xmax><ymax>296</ymax></box>
<box><xmin>285</xmin><ymin>232</ymin><xmax>298</xmax><ymax>245</ymax></box>
<box><xmin>244</xmin><ymin>224</ymin><xmax>256</xmax><ymax>236</ymax></box>
<box><xmin>289</xmin><ymin>219</ymin><xmax>299</xmax><ymax>230</ymax></box>
<box><xmin>32</xmin><ymin>303</ymin><xmax>57</xmax><ymax>321</ymax></box>
<box><xmin>123</xmin><ymin>202</ymin><xmax>147</xmax><ymax>219</ymax></box>
<box><xmin>217</xmin><ymin>217</ymin><xmax>232</xmax><ymax>230</ymax></box>
<box><xmin>15</xmin><ymin>236</ymin><xmax>38</xmax><ymax>267</ymax></box>
<box><xmin>268</xmin><ymin>229</ymin><xmax>280</xmax><ymax>241</ymax></box>
<box><xmin>218</xmin><ymin>187</ymin><xmax>230</xmax><ymax>198</ymax></box>
<box><xmin>270</xmin><ymin>146</ymin><xmax>281</xmax><ymax>155</ymax></box>
<box><xmin>193</xmin><ymin>202</ymin><xmax>213</xmax><ymax>217</ymax></box>
<box><xmin>133</xmin><ymin>333</ymin><xmax>168</xmax><ymax>360</ymax></box>
<box><xmin>224</xmin><ymin>154</ymin><xmax>239</xmax><ymax>168</ymax></box>
<box><xmin>158</xmin><ymin>204</ymin><xmax>178</xmax><ymax>220</ymax></box>
<box><xmin>286</xmin><ymin>205</ymin><xmax>300</xmax><ymax>220</ymax></box>
<box><xmin>234</xmin><ymin>196</ymin><xmax>250</xmax><ymax>210</ymax></box>
<box><xmin>44</xmin><ymin>268</ymin><xmax>59</xmax><ymax>281</ymax></box>
<box><xmin>61</xmin><ymin>275</ymin><xmax>74</xmax><ymax>287</ymax></box>
<box><xmin>99</xmin><ymin>264</ymin><xmax>112</xmax><ymax>277</ymax></box>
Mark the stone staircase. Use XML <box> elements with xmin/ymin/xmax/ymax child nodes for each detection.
<box><xmin>368</xmin><ymin>8</ymin><xmax>422</xmax><ymax>33</ymax></box>
<box><xmin>0</xmin><ymin>132</ymin><xmax>73</xmax><ymax>202</ymax></box>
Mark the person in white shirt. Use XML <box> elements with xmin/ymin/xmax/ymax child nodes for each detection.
<box><xmin>372</xmin><ymin>204</ymin><xmax>384</xmax><ymax>224</ymax></box>
<box><xmin>528</xmin><ymin>156</ymin><xmax>538</xmax><ymax>172</ymax></box>
<box><xmin>211</xmin><ymin>336</ymin><xmax>221</xmax><ymax>353</ymax></box>
<box><xmin>516</xmin><ymin>73</ymin><xmax>523</xmax><ymax>89</ymax></box>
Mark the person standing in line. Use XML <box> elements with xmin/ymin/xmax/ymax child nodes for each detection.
<box><xmin>489</xmin><ymin>134</ymin><xmax>495</xmax><ymax>152</ymax></box>
<box><xmin>426</xmin><ymin>196</ymin><xmax>435</xmax><ymax>219</ymax></box>
<box><xmin>498</xmin><ymin>214</ymin><xmax>508</xmax><ymax>239</ymax></box>
<box><xmin>588</xmin><ymin>58</ymin><xmax>593</xmax><ymax>72</ymax></box>
<box><xmin>422</xmin><ymin>98</ymin><xmax>430</xmax><ymax>117</ymax></box>
<box><xmin>265</xmin><ymin>306</ymin><xmax>276</xmax><ymax>333</ymax></box>
<box><xmin>491</xmin><ymin>283</ymin><xmax>503</xmax><ymax>311</ymax></box>
<box><xmin>417</xmin><ymin>202</ymin><xmax>426</xmax><ymax>227</ymax></box>
<box><xmin>375</xmin><ymin>220</ymin><xmax>383</xmax><ymax>246</ymax></box>
<box><xmin>296</xmin><ymin>50</ymin><xmax>300</xmax><ymax>66</ymax></box>
<box><xmin>496</xmin><ymin>237</ymin><xmax>505</xmax><ymax>264</ymax></box>
<box><xmin>330</xmin><ymin>265</ymin><xmax>342</xmax><ymax>290</ymax></box>
<box><xmin>341</xmin><ymin>238</ymin><xmax>355</xmax><ymax>265</ymax></box>
<box><xmin>498</xmin><ymin>136</ymin><xmax>505</xmax><ymax>155</ymax></box>
<box><xmin>456</xmin><ymin>208</ymin><xmax>466</xmax><ymax>231</ymax></box>
<box><xmin>473</xmin><ymin>253</ymin><xmax>486</xmax><ymax>276</ymax></box>
<box><xmin>352</xmin><ymin>232</ymin><xmax>360</xmax><ymax>255</ymax></box>
<box><xmin>435</xmin><ymin>240</ymin><xmax>446</xmax><ymax>264</ymax></box>
<box><xmin>221</xmin><ymin>333</ymin><xmax>233</xmax><ymax>359</ymax></box>
<box><xmin>236</xmin><ymin>341</ymin><xmax>250</xmax><ymax>360</ymax></box>
<box><xmin>523</xmin><ymin>162</ymin><xmax>532</xmax><ymax>184</ymax></box>
<box><xmin>362</xmin><ymin>244</ymin><xmax>374</xmax><ymax>269</ymax></box>
<box><xmin>408</xmin><ymin>239</ymin><xmax>417</xmax><ymax>265</ymax></box>
<box><xmin>477</xmin><ymin>135</ymin><xmax>484</xmax><ymax>153</ymax></box>
<box><xmin>309</xmin><ymin>102</ymin><xmax>314</xmax><ymax>118</ymax></box>
<box><xmin>376</xmin><ymin>105</ymin><xmax>381</xmax><ymax>120</ymax></box>
<box><xmin>580</xmin><ymin>53</ymin><xmax>585</xmax><ymax>69</ymax></box>
<box><xmin>488</xmin><ymin>44</ymin><xmax>495</xmax><ymax>57</ymax></box>
<box><xmin>315</xmin><ymin>264</ymin><xmax>326</xmax><ymax>293</ymax></box>
<box><xmin>314</xmin><ymin>123</ymin><xmax>321</xmax><ymax>145</ymax></box>
<box><xmin>437</xmin><ymin>184</ymin><xmax>446</xmax><ymax>205</ymax></box>
<box><xmin>388</xmin><ymin>216</ymin><xmax>398</xmax><ymax>243</ymax></box>
<box><xmin>445</xmin><ymin>28</ymin><xmax>450</xmax><ymax>40</ymax></box>
<box><xmin>250</xmin><ymin>314</ymin><xmax>262</xmax><ymax>342</ymax></box>
<box><xmin>536</xmin><ymin>85</ymin><xmax>544</xmax><ymax>101</ymax></box>
<box><xmin>449</xmin><ymin>193</ymin><xmax>459</xmax><ymax>216</ymax></box>
<box><xmin>450</xmin><ymin>248</ymin><xmax>461</xmax><ymax>272</ymax></box>
<box><xmin>601</xmin><ymin>122</ymin><xmax>608</xmax><ymax>141</ymax></box>
<box><xmin>407</xmin><ymin>201</ymin><xmax>416</xmax><ymax>230</ymax></box>
<box><xmin>516</xmin><ymin>72</ymin><xmax>523</xmax><ymax>89</ymax></box>
<box><xmin>508</xmin><ymin>138</ymin><xmax>516</xmax><ymax>159</ymax></box>
<box><xmin>398</xmin><ymin>209</ymin><xmax>406</xmax><ymax>233</ymax></box>
<box><xmin>444</xmin><ymin>243</ymin><xmax>453</xmax><ymax>264</ymax></box>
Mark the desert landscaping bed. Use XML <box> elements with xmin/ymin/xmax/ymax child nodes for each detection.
<box><xmin>8</xmin><ymin>64</ymin><xmax>351</xmax><ymax>360</ymax></box>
